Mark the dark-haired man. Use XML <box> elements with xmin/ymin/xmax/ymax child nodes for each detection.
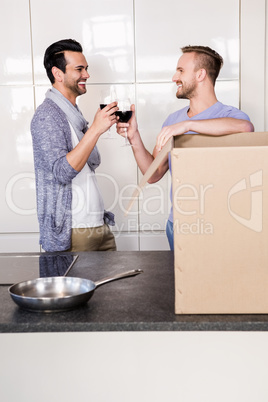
<box><xmin>31</xmin><ymin>39</ymin><xmax>118</xmax><ymax>252</ymax></box>
<box><xmin>116</xmin><ymin>45</ymin><xmax>254</xmax><ymax>250</ymax></box>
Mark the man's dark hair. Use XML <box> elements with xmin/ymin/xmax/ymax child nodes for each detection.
<box><xmin>181</xmin><ymin>45</ymin><xmax>223</xmax><ymax>85</ymax></box>
<box><xmin>44</xmin><ymin>39</ymin><xmax>83</xmax><ymax>84</ymax></box>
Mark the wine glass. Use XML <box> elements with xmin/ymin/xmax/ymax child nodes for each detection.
<box><xmin>116</xmin><ymin>99</ymin><xmax>133</xmax><ymax>147</ymax></box>
<box><xmin>99</xmin><ymin>88</ymin><xmax>117</xmax><ymax>139</ymax></box>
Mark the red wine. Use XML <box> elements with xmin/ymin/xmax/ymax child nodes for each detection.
<box><xmin>100</xmin><ymin>104</ymin><xmax>107</xmax><ymax>109</ymax></box>
<box><xmin>115</xmin><ymin>110</ymin><xmax>132</xmax><ymax>122</ymax></box>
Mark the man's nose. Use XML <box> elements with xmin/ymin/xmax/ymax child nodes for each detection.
<box><xmin>172</xmin><ymin>72</ymin><xmax>179</xmax><ymax>82</ymax></box>
<box><xmin>83</xmin><ymin>70</ymin><xmax>90</xmax><ymax>79</ymax></box>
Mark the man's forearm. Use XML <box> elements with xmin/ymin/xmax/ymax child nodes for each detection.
<box><xmin>188</xmin><ymin>118</ymin><xmax>254</xmax><ymax>136</ymax></box>
<box><xmin>156</xmin><ymin>117</ymin><xmax>254</xmax><ymax>150</ymax></box>
<box><xmin>130</xmin><ymin>130</ymin><xmax>155</xmax><ymax>175</ymax></box>
<box><xmin>130</xmin><ymin>130</ymin><xmax>169</xmax><ymax>182</ymax></box>
<box><xmin>66</xmin><ymin>126</ymin><xmax>100</xmax><ymax>172</ymax></box>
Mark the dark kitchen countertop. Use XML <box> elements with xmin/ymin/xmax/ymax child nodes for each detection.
<box><xmin>1</xmin><ymin>251</ymin><xmax>268</xmax><ymax>333</ymax></box>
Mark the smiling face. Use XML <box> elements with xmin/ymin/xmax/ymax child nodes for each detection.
<box><xmin>64</xmin><ymin>51</ymin><xmax>90</xmax><ymax>95</ymax></box>
<box><xmin>172</xmin><ymin>52</ymin><xmax>198</xmax><ymax>100</ymax></box>
<box><xmin>53</xmin><ymin>50</ymin><xmax>90</xmax><ymax>104</ymax></box>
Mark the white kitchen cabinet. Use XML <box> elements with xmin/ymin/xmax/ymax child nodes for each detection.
<box><xmin>1</xmin><ymin>332</ymin><xmax>268</xmax><ymax>402</ymax></box>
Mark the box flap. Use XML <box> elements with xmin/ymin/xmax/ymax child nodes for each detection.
<box><xmin>125</xmin><ymin>137</ymin><xmax>173</xmax><ymax>214</ymax></box>
<box><xmin>174</xmin><ymin>131</ymin><xmax>268</xmax><ymax>148</ymax></box>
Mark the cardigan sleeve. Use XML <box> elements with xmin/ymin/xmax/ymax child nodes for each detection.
<box><xmin>31</xmin><ymin>99</ymin><xmax>78</xmax><ymax>185</ymax></box>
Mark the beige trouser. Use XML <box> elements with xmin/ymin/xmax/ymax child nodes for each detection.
<box><xmin>68</xmin><ymin>224</ymin><xmax>116</xmax><ymax>252</ymax></box>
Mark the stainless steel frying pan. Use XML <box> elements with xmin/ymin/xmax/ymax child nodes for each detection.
<box><xmin>8</xmin><ymin>269</ymin><xmax>143</xmax><ymax>312</ymax></box>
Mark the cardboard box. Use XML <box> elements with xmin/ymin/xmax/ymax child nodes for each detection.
<box><xmin>127</xmin><ymin>132</ymin><xmax>268</xmax><ymax>314</ymax></box>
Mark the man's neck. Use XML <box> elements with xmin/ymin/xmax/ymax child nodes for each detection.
<box><xmin>187</xmin><ymin>91</ymin><xmax>218</xmax><ymax>118</ymax></box>
<box><xmin>53</xmin><ymin>84</ymin><xmax>77</xmax><ymax>106</ymax></box>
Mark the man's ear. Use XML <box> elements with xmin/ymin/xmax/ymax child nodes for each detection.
<box><xmin>52</xmin><ymin>66</ymin><xmax>63</xmax><ymax>82</ymax></box>
<box><xmin>196</xmin><ymin>68</ymin><xmax>207</xmax><ymax>82</ymax></box>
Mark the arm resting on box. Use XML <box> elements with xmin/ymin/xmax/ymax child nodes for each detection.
<box><xmin>156</xmin><ymin>118</ymin><xmax>254</xmax><ymax>151</ymax></box>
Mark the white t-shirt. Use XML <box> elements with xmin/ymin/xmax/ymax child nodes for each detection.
<box><xmin>69</xmin><ymin>123</ymin><xmax>104</xmax><ymax>228</ymax></box>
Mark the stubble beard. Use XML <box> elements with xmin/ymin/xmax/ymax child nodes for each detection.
<box><xmin>176</xmin><ymin>80</ymin><xmax>197</xmax><ymax>100</ymax></box>
<box><xmin>64</xmin><ymin>78</ymin><xmax>87</xmax><ymax>98</ymax></box>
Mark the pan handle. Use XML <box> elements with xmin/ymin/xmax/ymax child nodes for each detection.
<box><xmin>64</xmin><ymin>255</ymin><xmax>79</xmax><ymax>276</ymax></box>
<box><xmin>94</xmin><ymin>269</ymin><xmax>143</xmax><ymax>288</ymax></box>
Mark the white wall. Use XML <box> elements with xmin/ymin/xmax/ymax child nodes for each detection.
<box><xmin>0</xmin><ymin>0</ymin><xmax>265</xmax><ymax>252</ymax></box>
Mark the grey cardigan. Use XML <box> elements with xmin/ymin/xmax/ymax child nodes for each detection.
<box><xmin>31</xmin><ymin>98</ymin><xmax>78</xmax><ymax>251</ymax></box>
